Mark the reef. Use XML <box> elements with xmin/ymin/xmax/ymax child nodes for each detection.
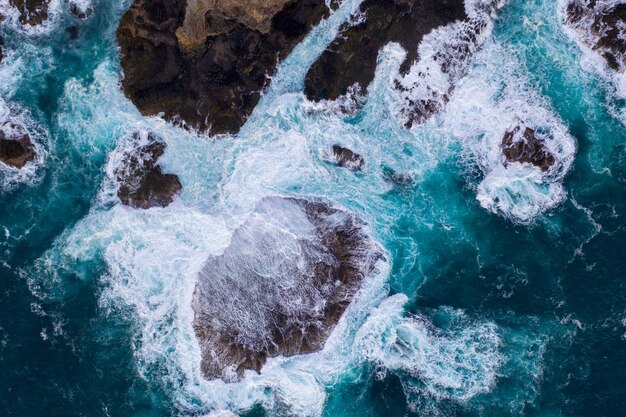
<box><xmin>192</xmin><ymin>196</ymin><xmax>382</xmax><ymax>381</ymax></box>
<box><xmin>115</xmin><ymin>132</ymin><xmax>182</xmax><ymax>209</ymax></box>
<box><xmin>0</xmin><ymin>121</ymin><xmax>36</xmax><ymax>169</ymax></box>
<box><xmin>331</xmin><ymin>145</ymin><xmax>364</xmax><ymax>171</ymax></box>
<box><xmin>565</xmin><ymin>0</ymin><xmax>626</xmax><ymax>73</ymax></box>
<box><xmin>116</xmin><ymin>0</ymin><xmax>332</xmax><ymax>135</ymax></box>
<box><xmin>9</xmin><ymin>0</ymin><xmax>50</xmax><ymax>26</ymax></box>
<box><xmin>501</xmin><ymin>124</ymin><xmax>555</xmax><ymax>172</ymax></box>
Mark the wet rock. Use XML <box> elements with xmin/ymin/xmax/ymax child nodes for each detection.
<box><xmin>66</xmin><ymin>26</ymin><xmax>79</xmax><ymax>40</ymax></box>
<box><xmin>193</xmin><ymin>196</ymin><xmax>382</xmax><ymax>381</ymax></box>
<box><xmin>565</xmin><ymin>0</ymin><xmax>626</xmax><ymax>73</ymax></box>
<box><xmin>331</xmin><ymin>145</ymin><xmax>364</xmax><ymax>171</ymax></box>
<box><xmin>0</xmin><ymin>37</ymin><xmax>3</xmax><ymax>64</ymax></box>
<box><xmin>0</xmin><ymin>121</ymin><xmax>36</xmax><ymax>169</ymax></box>
<box><xmin>116</xmin><ymin>0</ymin><xmax>331</xmax><ymax>135</ymax></box>
<box><xmin>382</xmin><ymin>166</ymin><xmax>413</xmax><ymax>187</ymax></box>
<box><xmin>68</xmin><ymin>1</ymin><xmax>93</xmax><ymax>19</ymax></box>
<box><xmin>115</xmin><ymin>133</ymin><xmax>182</xmax><ymax>209</ymax></box>
<box><xmin>501</xmin><ymin>125</ymin><xmax>555</xmax><ymax>172</ymax></box>
<box><xmin>9</xmin><ymin>0</ymin><xmax>50</xmax><ymax>26</ymax></box>
<box><xmin>304</xmin><ymin>0</ymin><xmax>467</xmax><ymax>101</ymax></box>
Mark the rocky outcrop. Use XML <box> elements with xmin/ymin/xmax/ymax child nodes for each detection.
<box><xmin>501</xmin><ymin>124</ymin><xmax>555</xmax><ymax>172</ymax></box>
<box><xmin>0</xmin><ymin>37</ymin><xmax>4</xmax><ymax>64</ymax></box>
<box><xmin>331</xmin><ymin>145</ymin><xmax>364</xmax><ymax>171</ymax></box>
<box><xmin>565</xmin><ymin>0</ymin><xmax>626</xmax><ymax>73</ymax></box>
<box><xmin>304</xmin><ymin>0</ymin><xmax>467</xmax><ymax>101</ymax></box>
<box><xmin>193</xmin><ymin>196</ymin><xmax>382</xmax><ymax>381</ymax></box>
<box><xmin>9</xmin><ymin>0</ymin><xmax>50</xmax><ymax>26</ymax></box>
<box><xmin>0</xmin><ymin>121</ymin><xmax>36</xmax><ymax>169</ymax></box>
<box><xmin>116</xmin><ymin>0</ymin><xmax>331</xmax><ymax>135</ymax></box>
<box><xmin>115</xmin><ymin>132</ymin><xmax>182</xmax><ymax>209</ymax></box>
<box><xmin>69</xmin><ymin>1</ymin><xmax>93</xmax><ymax>20</ymax></box>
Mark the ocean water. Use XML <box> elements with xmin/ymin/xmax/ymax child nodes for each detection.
<box><xmin>1</xmin><ymin>0</ymin><xmax>625</xmax><ymax>416</ymax></box>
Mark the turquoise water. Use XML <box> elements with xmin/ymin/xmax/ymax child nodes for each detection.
<box><xmin>1</xmin><ymin>0</ymin><xmax>626</xmax><ymax>416</ymax></box>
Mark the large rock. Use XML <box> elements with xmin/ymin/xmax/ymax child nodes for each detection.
<box><xmin>565</xmin><ymin>0</ymin><xmax>626</xmax><ymax>73</ymax></box>
<box><xmin>116</xmin><ymin>0</ymin><xmax>331</xmax><ymax>135</ymax></box>
<box><xmin>304</xmin><ymin>0</ymin><xmax>467</xmax><ymax>101</ymax></box>
<box><xmin>115</xmin><ymin>132</ymin><xmax>182</xmax><ymax>209</ymax></box>
<box><xmin>9</xmin><ymin>0</ymin><xmax>50</xmax><ymax>26</ymax></box>
<box><xmin>192</xmin><ymin>197</ymin><xmax>382</xmax><ymax>381</ymax></box>
<box><xmin>501</xmin><ymin>124</ymin><xmax>555</xmax><ymax>172</ymax></box>
<box><xmin>0</xmin><ymin>121</ymin><xmax>36</xmax><ymax>169</ymax></box>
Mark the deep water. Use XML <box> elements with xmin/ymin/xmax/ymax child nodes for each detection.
<box><xmin>1</xmin><ymin>0</ymin><xmax>626</xmax><ymax>416</ymax></box>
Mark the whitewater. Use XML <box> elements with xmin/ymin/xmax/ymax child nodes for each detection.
<box><xmin>1</xmin><ymin>0</ymin><xmax>626</xmax><ymax>416</ymax></box>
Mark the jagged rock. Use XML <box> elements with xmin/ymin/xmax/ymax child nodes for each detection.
<box><xmin>116</xmin><ymin>0</ymin><xmax>331</xmax><ymax>135</ymax></box>
<box><xmin>0</xmin><ymin>121</ymin><xmax>36</xmax><ymax>169</ymax></box>
<box><xmin>0</xmin><ymin>37</ymin><xmax>4</xmax><ymax>64</ymax></box>
<box><xmin>304</xmin><ymin>0</ymin><xmax>467</xmax><ymax>101</ymax></box>
<box><xmin>501</xmin><ymin>125</ymin><xmax>555</xmax><ymax>172</ymax></box>
<box><xmin>69</xmin><ymin>1</ymin><xmax>93</xmax><ymax>20</ymax></box>
<box><xmin>193</xmin><ymin>196</ymin><xmax>382</xmax><ymax>381</ymax></box>
<box><xmin>331</xmin><ymin>145</ymin><xmax>364</xmax><ymax>171</ymax></box>
<box><xmin>115</xmin><ymin>133</ymin><xmax>182</xmax><ymax>209</ymax></box>
<box><xmin>565</xmin><ymin>0</ymin><xmax>626</xmax><ymax>72</ymax></box>
<box><xmin>9</xmin><ymin>0</ymin><xmax>50</xmax><ymax>26</ymax></box>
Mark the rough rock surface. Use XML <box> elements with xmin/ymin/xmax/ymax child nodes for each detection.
<box><xmin>304</xmin><ymin>0</ymin><xmax>467</xmax><ymax>101</ymax></box>
<box><xmin>193</xmin><ymin>196</ymin><xmax>382</xmax><ymax>381</ymax></box>
<box><xmin>0</xmin><ymin>121</ymin><xmax>36</xmax><ymax>169</ymax></box>
<box><xmin>0</xmin><ymin>37</ymin><xmax>4</xmax><ymax>64</ymax></box>
<box><xmin>565</xmin><ymin>0</ymin><xmax>626</xmax><ymax>72</ymax></box>
<box><xmin>116</xmin><ymin>0</ymin><xmax>331</xmax><ymax>135</ymax></box>
<box><xmin>115</xmin><ymin>133</ymin><xmax>182</xmax><ymax>209</ymax></box>
<box><xmin>9</xmin><ymin>0</ymin><xmax>50</xmax><ymax>26</ymax></box>
<box><xmin>69</xmin><ymin>1</ymin><xmax>93</xmax><ymax>20</ymax></box>
<box><xmin>501</xmin><ymin>125</ymin><xmax>555</xmax><ymax>172</ymax></box>
<box><xmin>331</xmin><ymin>145</ymin><xmax>364</xmax><ymax>171</ymax></box>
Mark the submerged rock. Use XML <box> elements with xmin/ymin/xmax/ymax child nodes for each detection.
<box><xmin>501</xmin><ymin>125</ymin><xmax>555</xmax><ymax>172</ymax></box>
<box><xmin>115</xmin><ymin>133</ymin><xmax>182</xmax><ymax>209</ymax></box>
<box><xmin>304</xmin><ymin>0</ymin><xmax>467</xmax><ymax>101</ymax></box>
<box><xmin>0</xmin><ymin>121</ymin><xmax>36</xmax><ymax>169</ymax></box>
<box><xmin>193</xmin><ymin>196</ymin><xmax>382</xmax><ymax>381</ymax></box>
<box><xmin>331</xmin><ymin>145</ymin><xmax>365</xmax><ymax>171</ymax></box>
<box><xmin>116</xmin><ymin>0</ymin><xmax>331</xmax><ymax>135</ymax></box>
<box><xmin>9</xmin><ymin>0</ymin><xmax>50</xmax><ymax>26</ymax></box>
<box><xmin>565</xmin><ymin>0</ymin><xmax>626</xmax><ymax>73</ymax></box>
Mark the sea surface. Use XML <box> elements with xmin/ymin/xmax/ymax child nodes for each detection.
<box><xmin>1</xmin><ymin>0</ymin><xmax>625</xmax><ymax>416</ymax></box>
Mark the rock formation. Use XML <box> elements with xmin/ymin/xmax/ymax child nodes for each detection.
<box><xmin>331</xmin><ymin>145</ymin><xmax>365</xmax><ymax>171</ymax></box>
<box><xmin>0</xmin><ymin>37</ymin><xmax>4</xmax><ymax>64</ymax></box>
<box><xmin>0</xmin><ymin>121</ymin><xmax>36</xmax><ymax>169</ymax></box>
<box><xmin>9</xmin><ymin>0</ymin><xmax>50</xmax><ymax>26</ymax></box>
<box><xmin>565</xmin><ymin>0</ymin><xmax>626</xmax><ymax>73</ymax></box>
<box><xmin>115</xmin><ymin>132</ymin><xmax>182</xmax><ymax>209</ymax></box>
<box><xmin>192</xmin><ymin>196</ymin><xmax>382</xmax><ymax>381</ymax></box>
<box><xmin>501</xmin><ymin>124</ymin><xmax>555</xmax><ymax>172</ymax></box>
<box><xmin>69</xmin><ymin>1</ymin><xmax>93</xmax><ymax>20</ymax></box>
<box><xmin>116</xmin><ymin>0</ymin><xmax>332</xmax><ymax>135</ymax></box>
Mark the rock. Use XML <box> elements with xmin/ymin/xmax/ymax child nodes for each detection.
<box><xmin>304</xmin><ymin>0</ymin><xmax>467</xmax><ymax>101</ymax></box>
<box><xmin>66</xmin><ymin>26</ymin><xmax>79</xmax><ymax>40</ymax></box>
<box><xmin>115</xmin><ymin>133</ymin><xmax>182</xmax><ymax>209</ymax></box>
<box><xmin>331</xmin><ymin>145</ymin><xmax>364</xmax><ymax>171</ymax></box>
<box><xmin>0</xmin><ymin>37</ymin><xmax>4</xmax><ymax>64</ymax></box>
<box><xmin>382</xmin><ymin>166</ymin><xmax>413</xmax><ymax>187</ymax></box>
<box><xmin>0</xmin><ymin>121</ymin><xmax>36</xmax><ymax>169</ymax></box>
<box><xmin>501</xmin><ymin>125</ymin><xmax>555</xmax><ymax>172</ymax></box>
<box><xmin>565</xmin><ymin>0</ymin><xmax>626</xmax><ymax>73</ymax></box>
<box><xmin>9</xmin><ymin>0</ymin><xmax>50</xmax><ymax>26</ymax></box>
<box><xmin>116</xmin><ymin>0</ymin><xmax>331</xmax><ymax>135</ymax></box>
<box><xmin>193</xmin><ymin>196</ymin><xmax>382</xmax><ymax>381</ymax></box>
<box><xmin>68</xmin><ymin>1</ymin><xmax>93</xmax><ymax>19</ymax></box>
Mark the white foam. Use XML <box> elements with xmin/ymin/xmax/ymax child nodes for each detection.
<box><xmin>0</xmin><ymin>0</ymin><xmax>63</xmax><ymax>36</ymax></box>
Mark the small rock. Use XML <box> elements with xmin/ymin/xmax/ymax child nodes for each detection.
<box><xmin>501</xmin><ymin>125</ymin><xmax>555</xmax><ymax>172</ymax></box>
<box><xmin>115</xmin><ymin>133</ymin><xmax>182</xmax><ymax>209</ymax></box>
<box><xmin>69</xmin><ymin>1</ymin><xmax>92</xmax><ymax>20</ymax></box>
<box><xmin>9</xmin><ymin>0</ymin><xmax>50</xmax><ymax>26</ymax></box>
<box><xmin>0</xmin><ymin>122</ymin><xmax>36</xmax><ymax>169</ymax></box>
<box><xmin>332</xmin><ymin>145</ymin><xmax>365</xmax><ymax>171</ymax></box>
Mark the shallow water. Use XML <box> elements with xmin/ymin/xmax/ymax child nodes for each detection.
<box><xmin>1</xmin><ymin>0</ymin><xmax>626</xmax><ymax>416</ymax></box>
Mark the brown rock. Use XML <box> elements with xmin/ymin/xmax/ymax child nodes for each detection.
<box><xmin>69</xmin><ymin>1</ymin><xmax>93</xmax><ymax>20</ymax></box>
<box><xmin>192</xmin><ymin>197</ymin><xmax>382</xmax><ymax>381</ymax></box>
<box><xmin>0</xmin><ymin>122</ymin><xmax>36</xmax><ymax>169</ymax></box>
<box><xmin>116</xmin><ymin>0</ymin><xmax>331</xmax><ymax>135</ymax></box>
<box><xmin>115</xmin><ymin>133</ymin><xmax>182</xmax><ymax>209</ymax></box>
<box><xmin>9</xmin><ymin>0</ymin><xmax>50</xmax><ymax>26</ymax></box>
<box><xmin>501</xmin><ymin>125</ymin><xmax>555</xmax><ymax>172</ymax></box>
<box><xmin>331</xmin><ymin>145</ymin><xmax>364</xmax><ymax>171</ymax></box>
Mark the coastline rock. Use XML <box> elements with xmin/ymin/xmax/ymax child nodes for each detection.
<box><xmin>0</xmin><ymin>37</ymin><xmax>3</xmax><ymax>64</ymax></box>
<box><xmin>116</xmin><ymin>0</ymin><xmax>331</xmax><ymax>135</ymax></box>
<box><xmin>68</xmin><ymin>1</ymin><xmax>93</xmax><ymax>20</ymax></box>
<box><xmin>193</xmin><ymin>196</ymin><xmax>382</xmax><ymax>381</ymax></box>
<box><xmin>565</xmin><ymin>0</ymin><xmax>626</xmax><ymax>73</ymax></box>
<box><xmin>304</xmin><ymin>0</ymin><xmax>467</xmax><ymax>101</ymax></box>
<box><xmin>331</xmin><ymin>145</ymin><xmax>364</xmax><ymax>171</ymax></box>
<box><xmin>0</xmin><ymin>121</ymin><xmax>36</xmax><ymax>169</ymax></box>
<box><xmin>501</xmin><ymin>124</ymin><xmax>555</xmax><ymax>172</ymax></box>
<box><xmin>9</xmin><ymin>0</ymin><xmax>50</xmax><ymax>26</ymax></box>
<box><xmin>115</xmin><ymin>132</ymin><xmax>182</xmax><ymax>209</ymax></box>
